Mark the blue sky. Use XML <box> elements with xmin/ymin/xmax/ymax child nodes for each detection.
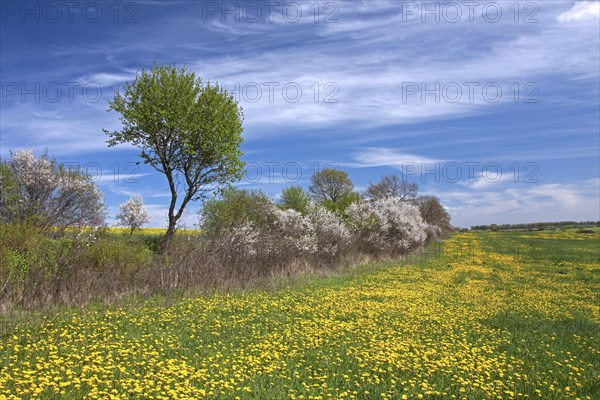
<box><xmin>1</xmin><ymin>0</ymin><xmax>599</xmax><ymax>228</ymax></box>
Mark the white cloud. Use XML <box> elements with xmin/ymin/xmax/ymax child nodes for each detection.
<box><xmin>460</xmin><ymin>171</ymin><xmax>516</xmax><ymax>190</ymax></box>
<box><xmin>96</xmin><ymin>173</ymin><xmax>151</xmax><ymax>183</ymax></box>
<box><xmin>78</xmin><ymin>71</ymin><xmax>137</xmax><ymax>86</ymax></box>
<box><xmin>4</xmin><ymin>1</ymin><xmax>599</xmax><ymax>151</ymax></box>
<box><xmin>426</xmin><ymin>178</ymin><xmax>600</xmax><ymax>228</ymax></box>
<box><xmin>557</xmin><ymin>1</ymin><xmax>600</xmax><ymax>22</ymax></box>
<box><xmin>348</xmin><ymin>148</ymin><xmax>439</xmax><ymax>168</ymax></box>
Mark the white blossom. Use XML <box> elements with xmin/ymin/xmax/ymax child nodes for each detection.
<box><xmin>222</xmin><ymin>222</ymin><xmax>259</xmax><ymax>257</ymax></box>
<box><xmin>116</xmin><ymin>194</ymin><xmax>150</xmax><ymax>235</ymax></box>
<box><xmin>2</xmin><ymin>150</ymin><xmax>105</xmax><ymax>227</ymax></box>
<box><xmin>273</xmin><ymin>208</ymin><xmax>317</xmax><ymax>253</ymax></box>
<box><xmin>10</xmin><ymin>150</ymin><xmax>54</xmax><ymax>189</ymax></box>
<box><xmin>346</xmin><ymin>198</ymin><xmax>428</xmax><ymax>254</ymax></box>
<box><xmin>306</xmin><ymin>204</ymin><xmax>350</xmax><ymax>255</ymax></box>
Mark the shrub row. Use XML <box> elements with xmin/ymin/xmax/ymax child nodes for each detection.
<box><xmin>0</xmin><ymin>190</ymin><xmax>443</xmax><ymax>310</ymax></box>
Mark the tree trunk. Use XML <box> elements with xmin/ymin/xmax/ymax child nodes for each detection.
<box><xmin>162</xmin><ymin>170</ymin><xmax>178</xmax><ymax>251</ymax></box>
<box><xmin>163</xmin><ymin>219</ymin><xmax>177</xmax><ymax>250</ymax></box>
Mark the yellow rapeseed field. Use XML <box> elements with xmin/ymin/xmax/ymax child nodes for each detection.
<box><xmin>1</xmin><ymin>231</ymin><xmax>599</xmax><ymax>399</ymax></box>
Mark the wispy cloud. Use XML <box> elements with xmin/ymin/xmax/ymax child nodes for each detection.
<box><xmin>2</xmin><ymin>0</ymin><xmax>598</xmax><ymax>227</ymax></box>
<box><xmin>348</xmin><ymin>148</ymin><xmax>439</xmax><ymax>168</ymax></box>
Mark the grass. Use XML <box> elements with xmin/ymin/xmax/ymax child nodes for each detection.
<box><xmin>1</xmin><ymin>231</ymin><xmax>599</xmax><ymax>399</ymax></box>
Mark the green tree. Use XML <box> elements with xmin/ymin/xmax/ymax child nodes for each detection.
<box><xmin>322</xmin><ymin>192</ymin><xmax>362</xmax><ymax>215</ymax></box>
<box><xmin>200</xmin><ymin>187</ymin><xmax>274</xmax><ymax>237</ymax></box>
<box><xmin>309</xmin><ymin>169</ymin><xmax>353</xmax><ymax>202</ymax></box>
<box><xmin>105</xmin><ymin>65</ymin><xmax>245</xmax><ymax>242</ymax></box>
<box><xmin>308</xmin><ymin>168</ymin><xmax>359</xmax><ymax>214</ymax></box>
<box><xmin>279</xmin><ymin>186</ymin><xmax>310</xmax><ymax>214</ymax></box>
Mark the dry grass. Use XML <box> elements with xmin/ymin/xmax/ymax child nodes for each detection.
<box><xmin>0</xmin><ymin>224</ymin><xmax>390</xmax><ymax>312</ymax></box>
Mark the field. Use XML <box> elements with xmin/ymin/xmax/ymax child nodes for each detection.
<box><xmin>1</xmin><ymin>231</ymin><xmax>599</xmax><ymax>399</ymax></box>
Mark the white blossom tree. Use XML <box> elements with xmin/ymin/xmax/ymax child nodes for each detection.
<box><xmin>0</xmin><ymin>150</ymin><xmax>105</xmax><ymax>229</ymax></box>
<box><xmin>116</xmin><ymin>195</ymin><xmax>150</xmax><ymax>237</ymax></box>
<box><xmin>346</xmin><ymin>198</ymin><xmax>428</xmax><ymax>255</ymax></box>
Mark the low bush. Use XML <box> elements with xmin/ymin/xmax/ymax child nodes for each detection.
<box><xmin>200</xmin><ymin>187</ymin><xmax>274</xmax><ymax>237</ymax></box>
<box><xmin>82</xmin><ymin>238</ymin><xmax>153</xmax><ymax>273</ymax></box>
<box><xmin>577</xmin><ymin>229</ymin><xmax>595</xmax><ymax>234</ymax></box>
<box><xmin>0</xmin><ymin>224</ymin><xmax>75</xmax><ymax>307</ymax></box>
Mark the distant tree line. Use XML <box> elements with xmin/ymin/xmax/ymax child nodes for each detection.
<box><xmin>471</xmin><ymin>221</ymin><xmax>600</xmax><ymax>232</ymax></box>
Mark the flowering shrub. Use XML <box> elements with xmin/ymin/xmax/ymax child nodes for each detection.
<box><xmin>0</xmin><ymin>150</ymin><xmax>105</xmax><ymax>229</ymax></box>
<box><xmin>273</xmin><ymin>208</ymin><xmax>317</xmax><ymax>254</ymax></box>
<box><xmin>116</xmin><ymin>195</ymin><xmax>150</xmax><ymax>236</ymax></box>
<box><xmin>345</xmin><ymin>200</ymin><xmax>380</xmax><ymax>243</ymax></box>
<box><xmin>220</xmin><ymin>222</ymin><xmax>260</xmax><ymax>258</ymax></box>
<box><xmin>204</xmin><ymin>189</ymin><xmax>431</xmax><ymax>265</ymax></box>
<box><xmin>346</xmin><ymin>198</ymin><xmax>428</xmax><ymax>255</ymax></box>
<box><xmin>306</xmin><ymin>204</ymin><xmax>351</xmax><ymax>256</ymax></box>
<box><xmin>202</xmin><ymin>190</ymin><xmax>356</xmax><ymax>272</ymax></box>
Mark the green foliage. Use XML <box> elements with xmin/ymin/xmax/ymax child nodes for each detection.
<box><xmin>279</xmin><ymin>186</ymin><xmax>310</xmax><ymax>214</ymax></box>
<box><xmin>0</xmin><ymin>224</ymin><xmax>74</xmax><ymax>282</ymax></box>
<box><xmin>322</xmin><ymin>191</ymin><xmax>362</xmax><ymax>215</ymax></box>
<box><xmin>308</xmin><ymin>169</ymin><xmax>354</xmax><ymax>203</ymax></box>
<box><xmin>471</xmin><ymin>220</ymin><xmax>600</xmax><ymax>231</ymax></box>
<box><xmin>83</xmin><ymin>239</ymin><xmax>153</xmax><ymax>273</ymax></box>
<box><xmin>140</xmin><ymin>234</ymin><xmax>164</xmax><ymax>253</ymax></box>
<box><xmin>308</xmin><ymin>168</ymin><xmax>359</xmax><ymax>214</ymax></box>
<box><xmin>105</xmin><ymin>64</ymin><xmax>245</xmax><ymax>237</ymax></box>
<box><xmin>3</xmin><ymin>250</ymin><xmax>29</xmax><ymax>281</ymax></box>
<box><xmin>200</xmin><ymin>187</ymin><xmax>274</xmax><ymax>236</ymax></box>
<box><xmin>0</xmin><ymin>163</ymin><xmax>20</xmax><ymax>223</ymax></box>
